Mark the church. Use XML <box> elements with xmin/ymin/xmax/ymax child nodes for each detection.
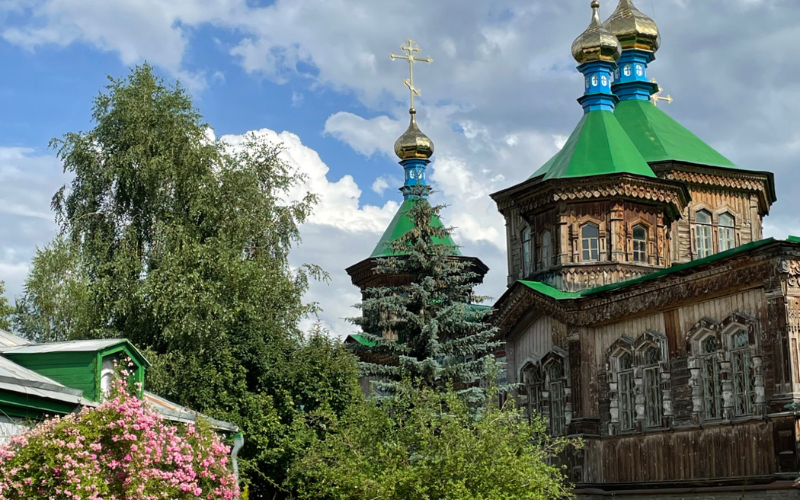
<box><xmin>348</xmin><ymin>0</ymin><xmax>800</xmax><ymax>498</ymax></box>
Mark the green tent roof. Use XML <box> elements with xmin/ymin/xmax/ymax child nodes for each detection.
<box><xmin>614</xmin><ymin>99</ymin><xmax>738</xmax><ymax>169</ymax></box>
<box><xmin>531</xmin><ymin>110</ymin><xmax>656</xmax><ymax>180</ymax></box>
<box><xmin>370</xmin><ymin>197</ymin><xmax>462</xmax><ymax>258</ymax></box>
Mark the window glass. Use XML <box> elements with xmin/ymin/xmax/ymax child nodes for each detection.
<box><xmin>522</xmin><ymin>227</ymin><xmax>532</xmax><ymax>276</ymax></box>
<box><xmin>548</xmin><ymin>362</ymin><xmax>567</xmax><ymax>436</ymax></box>
<box><xmin>700</xmin><ymin>336</ymin><xmax>723</xmax><ymax>419</ymax></box>
<box><xmin>524</xmin><ymin>366</ymin><xmax>543</xmax><ymax>421</ymax></box>
<box><xmin>731</xmin><ymin>330</ymin><xmax>755</xmax><ymax>416</ymax></box>
<box><xmin>617</xmin><ymin>353</ymin><xmax>635</xmax><ymax>431</ymax></box>
<box><xmin>100</xmin><ymin>358</ymin><xmax>115</xmax><ymax>399</ymax></box>
<box><xmin>581</xmin><ymin>224</ymin><xmax>600</xmax><ymax>261</ymax></box>
<box><xmin>719</xmin><ymin>213</ymin><xmax>735</xmax><ymax>251</ymax></box>
<box><xmin>633</xmin><ymin>226</ymin><xmax>647</xmax><ymax>263</ymax></box>
<box><xmin>541</xmin><ymin>230</ymin><xmax>552</xmax><ymax>268</ymax></box>
<box><xmin>695</xmin><ymin>210</ymin><xmax>713</xmax><ymax>258</ymax></box>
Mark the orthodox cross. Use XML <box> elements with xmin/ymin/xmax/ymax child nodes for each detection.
<box><xmin>650</xmin><ymin>78</ymin><xmax>673</xmax><ymax>107</ymax></box>
<box><xmin>390</xmin><ymin>38</ymin><xmax>433</xmax><ymax>110</ymax></box>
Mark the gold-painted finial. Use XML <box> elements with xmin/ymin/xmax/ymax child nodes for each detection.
<box><xmin>390</xmin><ymin>38</ymin><xmax>435</xmax><ymax>160</ymax></box>
<box><xmin>571</xmin><ymin>1</ymin><xmax>622</xmax><ymax>65</ymax></box>
<box><xmin>603</xmin><ymin>0</ymin><xmax>661</xmax><ymax>53</ymax></box>
<box><xmin>650</xmin><ymin>78</ymin><xmax>673</xmax><ymax>107</ymax></box>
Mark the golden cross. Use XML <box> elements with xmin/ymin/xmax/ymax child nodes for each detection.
<box><xmin>650</xmin><ymin>78</ymin><xmax>673</xmax><ymax>107</ymax></box>
<box><xmin>390</xmin><ymin>38</ymin><xmax>433</xmax><ymax>110</ymax></box>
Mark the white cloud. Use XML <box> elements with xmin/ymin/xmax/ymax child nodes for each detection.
<box><xmin>371</xmin><ymin>176</ymin><xmax>390</xmax><ymax>195</ymax></box>
<box><xmin>0</xmin><ymin>147</ymin><xmax>69</xmax><ymax>302</ymax></box>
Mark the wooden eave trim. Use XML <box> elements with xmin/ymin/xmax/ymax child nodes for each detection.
<box><xmin>493</xmin><ymin>174</ymin><xmax>690</xmax><ymax>222</ymax></box>
<box><xmin>651</xmin><ymin>162</ymin><xmax>776</xmax><ymax>214</ymax></box>
<box><xmin>493</xmin><ymin>241</ymin><xmax>798</xmax><ymax>334</ymax></box>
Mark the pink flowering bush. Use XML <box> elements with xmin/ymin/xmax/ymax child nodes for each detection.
<box><xmin>0</xmin><ymin>380</ymin><xmax>239</xmax><ymax>500</ymax></box>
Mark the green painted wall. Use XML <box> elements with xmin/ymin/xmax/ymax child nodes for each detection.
<box><xmin>4</xmin><ymin>352</ymin><xmax>99</xmax><ymax>401</ymax></box>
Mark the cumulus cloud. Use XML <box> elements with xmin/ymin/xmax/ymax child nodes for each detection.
<box><xmin>4</xmin><ymin>0</ymin><xmax>800</xmax><ymax>333</ymax></box>
<box><xmin>0</xmin><ymin>147</ymin><xmax>69</xmax><ymax>301</ymax></box>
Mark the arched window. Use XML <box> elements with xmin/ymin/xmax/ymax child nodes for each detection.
<box><xmin>632</xmin><ymin>225</ymin><xmax>647</xmax><ymax>263</ymax></box>
<box><xmin>522</xmin><ymin>227</ymin><xmax>532</xmax><ymax>276</ymax></box>
<box><xmin>581</xmin><ymin>223</ymin><xmax>599</xmax><ymax>262</ymax></box>
<box><xmin>719</xmin><ymin>213</ymin><xmax>735</xmax><ymax>252</ymax></box>
<box><xmin>617</xmin><ymin>352</ymin><xmax>635</xmax><ymax>431</ymax></box>
<box><xmin>695</xmin><ymin>210</ymin><xmax>713</xmax><ymax>258</ymax></box>
<box><xmin>523</xmin><ymin>365</ymin><xmax>544</xmax><ymax>421</ymax></box>
<box><xmin>701</xmin><ymin>336</ymin><xmax>723</xmax><ymax>419</ymax></box>
<box><xmin>643</xmin><ymin>346</ymin><xmax>663</xmax><ymax>427</ymax></box>
<box><xmin>548</xmin><ymin>361</ymin><xmax>567</xmax><ymax>436</ymax></box>
<box><xmin>541</xmin><ymin>230</ymin><xmax>553</xmax><ymax>268</ymax></box>
<box><xmin>731</xmin><ymin>330</ymin><xmax>755</xmax><ymax>416</ymax></box>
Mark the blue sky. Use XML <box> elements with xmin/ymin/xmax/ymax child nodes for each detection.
<box><xmin>1</xmin><ymin>0</ymin><xmax>798</xmax><ymax>336</ymax></box>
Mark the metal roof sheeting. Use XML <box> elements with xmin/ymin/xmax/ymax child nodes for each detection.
<box><xmin>144</xmin><ymin>391</ymin><xmax>239</xmax><ymax>433</ymax></box>
<box><xmin>0</xmin><ymin>329</ymin><xmax>32</xmax><ymax>348</ymax></box>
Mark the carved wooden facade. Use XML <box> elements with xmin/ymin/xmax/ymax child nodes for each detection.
<box><xmin>493</xmin><ymin>240</ymin><xmax>800</xmax><ymax>497</ymax></box>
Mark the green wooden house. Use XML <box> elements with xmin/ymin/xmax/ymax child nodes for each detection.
<box><xmin>0</xmin><ymin>329</ymin><xmax>238</xmax><ymax>443</ymax></box>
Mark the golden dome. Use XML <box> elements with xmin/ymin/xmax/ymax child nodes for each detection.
<box><xmin>603</xmin><ymin>0</ymin><xmax>660</xmax><ymax>53</ymax></box>
<box><xmin>394</xmin><ymin>108</ymin><xmax>434</xmax><ymax>160</ymax></box>
<box><xmin>571</xmin><ymin>1</ymin><xmax>622</xmax><ymax>65</ymax></box>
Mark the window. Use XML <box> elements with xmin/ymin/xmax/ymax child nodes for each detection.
<box><xmin>522</xmin><ymin>227</ymin><xmax>532</xmax><ymax>276</ymax></box>
<box><xmin>581</xmin><ymin>223</ymin><xmax>600</xmax><ymax>261</ymax></box>
<box><xmin>701</xmin><ymin>336</ymin><xmax>723</xmax><ymax>419</ymax></box>
<box><xmin>731</xmin><ymin>330</ymin><xmax>755</xmax><ymax>416</ymax></box>
<box><xmin>695</xmin><ymin>210</ymin><xmax>713</xmax><ymax>258</ymax></box>
<box><xmin>633</xmin><ymin>225</ymin><xmax>647</xmax><ymax>263</ymax></box>
<box><xmin>617</xmin><ymin>352</ymin><xmax>635</xmax><ymax>431</ymax></box>
<box><xmin>548</xmin><ymin>362</ymin><xmax>566</xmax><ymax>436</ymax></box>
<box><xmin>100</xmin><ymin>358</ymin><xmax>115</xmax><ymax>399</ymax></box>
<box><xmin>541</xmin><ymin>230</ymin><xmax>553</xmax><ymax>268</ymax></box>
<box><xmin>523</xmin><ymin>365</ymin><xmax>543</xmax><ymax>421</ymax></box>
<box><xmin>719</xmin><ymin>213</ymin><xmax>735</xmax><ymax>252</ymax></box>
<box><xmin>643</xmin><ymin>347</ymin><xmax>663</xmax><ymax>427</ymax></box>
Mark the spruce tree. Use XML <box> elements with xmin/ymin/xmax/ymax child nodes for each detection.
<box><xmin>350</xmin><ymin>186</ymin><xmax>500</xmax><ymax>401</ymax></box>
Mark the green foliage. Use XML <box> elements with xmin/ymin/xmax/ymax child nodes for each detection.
<box><xmin>351</xmin><ymin>186</ymin><xmax>500</xmax><ymax>400</ymax></box>
<box><xmin>14</xmin><ymin>237</ymin><xmax>92</xmax><ymax>342</ymax></box>
<box><xmin>14</xmin><ymin>64</ymin><xmax>362</xmax><ymax>497</ymax></box>
<box><xmin>0</xmin><ymin>282</ymin><xmax>13</xmax><ymax>331</ymax></box>
<box><xmin>288</xmin><ymin>376</ymin><xmax>578</xmax><ymax>500</ymax></box>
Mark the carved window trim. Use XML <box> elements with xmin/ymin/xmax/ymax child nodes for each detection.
<box><xmin>607</xmin><ymin>331</ymin><xmax>671</xmax><ymax>435</ymax></box>
<box><xmin>580</xmin><ymin>223</ymin><xmax>600</xmax><ymax>262</ymax></box>
<box><xmin>520</xmin><ymin>348</ymin><xmax>571</xmax><ymax>436</ymax></box>
<box><xmin>693</xmin><ymin>209</ymin><xmax>713</xmax><ymax>259</ymax></box>
<box><xmin>686</xmin><ymin>313</ymin><xmax>764</xmax><ymax>423</ymax></box>
<box><xmin>718</xmin><ymin>212</ymin><xmax>736</xmax><ymax>252</ymax></box>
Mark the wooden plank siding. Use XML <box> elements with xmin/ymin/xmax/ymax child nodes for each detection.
<box><xmin>4</xmin><ymin>352</ymin><xmax>98</xmax><ymax>401</ymax></box>
<box><xmin>582</xmin><ymin>421</ymin><xmax>775</xmax><ymax>484</ymax></box>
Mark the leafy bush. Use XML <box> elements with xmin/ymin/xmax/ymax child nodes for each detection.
<box><xmin>287</xmin><ymin>376</ymin><xmax>579</xmax><ymax>500</ymax></box>
<box><xmin>0</xmin><ymin>380</ymin><xmax>239</xmax><ymax>500</ymax></box>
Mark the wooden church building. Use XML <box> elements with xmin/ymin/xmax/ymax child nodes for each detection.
<box><xmin>489</xmin><ymin>1</ymin><xmax>800</xmax><ymax>498</ymax></box>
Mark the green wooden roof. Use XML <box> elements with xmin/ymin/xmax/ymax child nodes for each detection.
<box><xmin>614</xmin><ymin>99</ymin><xmax>738</xmax><ymax>169</ymax></box>
<box><xmin>370</xmin><ymin>197</ymin><xmax>462</xmax><ymax>258</ymax></box>
<box><xmin>531</xmin><ymin>110</ymin><xmax>655</xmax><ymax>180</ymax></box>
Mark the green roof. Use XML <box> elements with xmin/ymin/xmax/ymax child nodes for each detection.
<box><xmin>370</xmin><ymin>197</ymin><xmax>462</xmax><ymax>258</ymax></box>
<box><xmin>614</xmin><ymin>99</ymin><xmax>738</xmax><ymax>169</ymax></box>
<box><xmin>520</xmin><ymin>237</ymin><xmax>782</xmax><ymax>301</ymax></box>
<box><xmin>347</xmin><ymin>334</ymin><xmax>377</xmax><ymax>347</ymax></box>
<box><xmin>531</xmin><ymin>110</ymin><xmax>655</xmax><ymax>180</ymax></box>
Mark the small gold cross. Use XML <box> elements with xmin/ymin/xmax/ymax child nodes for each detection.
<box><xmin>390</xmin><ymin>38</ymin><xmax>433</xmax><ymax>110</ymax></box>
<box><xmin>650</xmin><ymin>78</ymin><xmax>673</xmax><ymax>107</ymax></box>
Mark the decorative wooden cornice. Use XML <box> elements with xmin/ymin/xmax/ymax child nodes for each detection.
<box><xmin>492</xmin><ymin>241</ymin><xmax>800</xmax><ymax>334</ymax></box>
<box><xmin>345</xmin><ymin>255</ymin><xmax>489</xmax><ymax>290</ymax></box>
<box><xmin>650</xmin><ymin>162</ymin><xmax>776</xmax><ymax>215</ymax></box>
<box><xmin>491</xmin><ymin>173</ymin><xmax>690</xmax><ymax>222</ymax></box>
